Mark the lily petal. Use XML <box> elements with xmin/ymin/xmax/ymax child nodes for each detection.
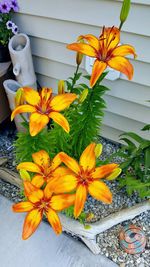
<box><xmin>47</xmin><ymin>208</ymin><xmax>62</xmax><ymax>235</ymax></box>
<box><xmin>41</xmin><ymin>88</ymin><xmax>52</xmax><ymax>101</ymax></box>
<box><xmin>29</xmin><ymin>112</ymin><xmax>49</xmax><ymax>136</ymax></box>
<box><xmin>74</xmin><ymin>184</ymin><xmax>87</xmax><ymax>218</ymax></box>
<box><xmin>67</xmin><ymin>43</ymin><xmax>97</xmax><ymax>57</ymax></box>
<box><xmin>88</xmin><ymin>181</ymin><xmax>112</xmax><ymax>204</ymax></box>
<box><xmin>92</xmin><ymin>163</ymin><xmax>118</xmax><ymax>179</ymax></box>
<box><xmin>80</xmin><ymin>143</ymin><xmax>96</xmax><ymax>171</ymax></box>
<box><xmin>23</xmin><ymin>181</ymin><xmax>38</xmax><ymax>197</ymax></box>
<box><xmin>59</xmin><ymin>152</ymin><xmax>80</xmax><ymax>174</ymax></box>
<box><xmin>23</xmin><ymin>87</ymin><xmax>40</xmax><ymax>106</ymax></box>
<box><xmin>50</xmin><ymin>94</ymin><xmax>77</xmax><ymax>112</ymax></box>
<box><xmin>90</xmin><ymin>60</ymin><xmax>107</xmax><ymax>87</ymax></box>
<box><xmin>11</xmin><ymin>105</ymin><xmax>36</xmax><ymax>121</ymax></box>
<box><xmin>51</xmin><ymin>153</ymin><xmax>62</xmax><ymax>171</ymax></box>
<box><xmin>31</xmin><ymin>174</ymin><xmax>45</xmax><ymax>188</ymax></box>
<box><xmin>32</xmin><ymin>150</ymin><xmax>50</xmax><ymax>169</ymax></box>
<box><xmin>49</xmin><ymin>112</ymin><xmax>70</xmax><ymax>133</ymax></box>
<box><xmin>17</xmin><ymin>162</ymin><xmax>41</xmax><ymax>174</ymax></box>
<box><xmin>108</xmin><ymin>56</ymin><xmax>133</xmax><ymax>80</ymax></box>
<box><xmin>22</xmin><ymin>209</ymin><xmax>43</xmax><ymax>240</ymax></box>
<box><xmin>100</xmin><ymin>27</ymin><xmax>120</xmax><ymax>51</ymax></box>
<box><xmin>79</xmin><ymin>34</ymin><xmax>99</xmax><ymax>51</ymax></box>
<box><xmin>53</xmin><ymin>166</ymin><xmax>74</xmax><ymax>178</ymax></box>
<box><xmin>112</xmin><ymin>44</ymin><xmax>136</xmax><ymax>58</ymax></box>
<box><xmin>46</xmin><ymin>175</ymin><xmax>77</xmax><ymax>195</ymax></box>
<box><xmin>12</xmin><ymin>202</ymin><xmax>34</xmax><ymax>213</ymax></box>
<box><xmin>50</xmin><ymin>194</ymin><xmax>76</xmax><ymax>211</ymax></box>
<box><xmin>28</xmin><ymin>188</ymin><xmax>44</xmax><ymax>204</ymax></box>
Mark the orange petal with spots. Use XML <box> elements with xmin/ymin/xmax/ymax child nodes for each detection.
<box><xmin>12</xmin><ymin>202</ymin><xmax>34</xmax><ymax>213</ymax></box>
<box><xmin>90</xmin><ymin>60</ymin><xmax>107</xmax><ymax>87</ymax></box>
<box><xmin>51</xmin><ymin>153</ymin><xmax>62</xmax><ymax>171</ymax></box>
<box><xmin>74</xmin><ymin>184</ymin><xmax>87</xmax><ymax>218</ymax></box>
<box><xmin>23</xmin><ymin>181</ymin><xmax>38</xmax><ymax>197</ymax></box>
<box><xmin>49</xmin><ymin>112</ymin><xmax>70</xmax><ymax>133</ymax></box>
<box><xmin>22</xmin><ymin>209</ymin><xmax>43</xmax><ymax>240</ymax></box>
<box><xmin>47</xmin><ymin>208</ymin><xmax>62</xmax><ymax>235</ymax></box>
<box><xmin>79</xmin><ymin>143</ymin><xmax>96</xmax><ymax>171</ymax></box>
<box><xmin>50</xmin><ymin>194</ymin><xmax>76</xmax><ymax>211</ymax></box>
<box><xmin>88</xmin><ymin>181</ymin><xmax>112</xmax><ymax>204</ymax></box>
<box><xmin>32</xmin><ymin>150</ymin><xmax>50</xmax><ymax>169</ymax></box>
<box><xmin>29</xmin><ymin>112</ymin><xmax>49</xmax><ymax>136</ymax></box>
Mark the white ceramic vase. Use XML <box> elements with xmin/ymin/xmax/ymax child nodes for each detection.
<box><xmin>8</xmin><ymin>33</ymin><xmax>37</xmax><ymax>89</ymax></box>
<box><xmin>3</xmin><ymin>79</ymin><xmax>27</xmax><ymax>132</ymax></box>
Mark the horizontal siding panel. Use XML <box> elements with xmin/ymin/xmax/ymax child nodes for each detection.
<box><xmin>114</xmin><ymin>0</ymin><xmax>150</xmax><ymax>5</ymax></box>
<box><xmin>100</xmin><ymin>125</ymin><xmax>123</xmax><ymax>143</ymax></box>
<box><xmin>36</xmin><ymin>74</ymin><xmax>150</xmax><ymax>108</ymax></box>
<box><xmin>14</xmin><ymin>14</ymin><xmax>150</xmax><ymax>64</ymax></box>
<box><xmin>103</xmin><ymin>111</ymin><xmax>149</xmax><ymax>139</ymax></box>
<box><xmin>104</xmin><ymin>95</ymin><xmax>150</xmax><ymax>124</ymax></box>
<box><xmin>17</xmin><ymin>0</ymin><xmax>150</xmax><ymax>36</ymax></box>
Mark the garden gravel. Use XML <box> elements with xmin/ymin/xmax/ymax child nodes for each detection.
<box><xmin>0</xmin><ymin>124</ymin><xmax>149</xmax><ymax>267</ymax></box>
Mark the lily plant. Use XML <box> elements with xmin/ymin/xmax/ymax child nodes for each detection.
<box><xmin>12</xmin><ymin>0</ymin><xmax>136</xmax><ymax>239</ymax></box>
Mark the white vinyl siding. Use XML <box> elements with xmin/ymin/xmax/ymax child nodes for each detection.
<box><xmin>14</xmin><ymin>0</ymin><xmax>150</xmax><ymax>142</ymax></box>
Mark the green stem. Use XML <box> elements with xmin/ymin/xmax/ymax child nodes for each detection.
<box><xmin>119</xmin><ymin>21</ymin><xmax>124</xmax><ymax>31</ymax></box>
<box><xmin>20</xmin><ymin>114</ymin><xmax>28</xmax><ymax>123</ymax></box>
<box><xmin>71</xmin><ymin>64</ymin><xmax>79</xmax><ymax>93</ymax></box>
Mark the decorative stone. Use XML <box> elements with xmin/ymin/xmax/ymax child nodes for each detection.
<box><xmin>119</xmin><ymin>225</ymin><xmax>146</xmax><ymax>254</ymax></box>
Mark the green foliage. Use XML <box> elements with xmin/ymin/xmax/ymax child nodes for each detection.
<box><xmin>14</xmin><ymin>123</ymin><xmax>55</xmax><ymax>163</ymax></box>
<box><xmin>49</xmin><ymin>72</ymin><xmax>109</xmax><ymax>160</ymax></box>
<box><xmin>111</xmin><ymin>127</ymin><xmax>150</xmax><ymax>198</ymax></box>
<box><xmin>63</xmin><ymin>206</ymin><xmax>87</xmax><ymax>225</ymax></box>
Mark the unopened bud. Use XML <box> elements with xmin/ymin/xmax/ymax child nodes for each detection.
<box><xmin>15</xmin><ymin>87</ymin><xmax>24</xmax><ymax>107</ymax></box>
<box><xmin>58</xmin><ymin>80</ymin><xmax>65</xmax><ymax>94</ymax></box>
<box><xmin>76</xmin><ymin>38</ymin><xmax>84</xmax><ymax>66</ymax></box>
<box><xmin>79</xmin><ymin>89</ymin><xmax>88</xmax><ymax>103</ymax></box>
<box><xmin>120</xmin><ymin>0</ymin><xmax>131</xmax><ymax>25</ymax></box>
<box><xmin>106</xmin><ymin>168</ymin><xmax>122</xmax><ymax>181</ymax></box>
<box><xmin>19</xmin><ymin>169</ymin><xmax>31</xmax><ymax>181</ymax></box>
<box><xmin>95</xmin><ymin>144</ymin><xmax>103</xmax><ymax>158</ymax></box>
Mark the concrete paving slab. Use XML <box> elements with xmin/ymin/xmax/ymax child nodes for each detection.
<box><xmin>0</xmin><ymin>195</ymin><xmax>118</xmax><ymax>267</ymax></box>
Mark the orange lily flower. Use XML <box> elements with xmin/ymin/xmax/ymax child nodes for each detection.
<box><xmin>11</xmin><ymin>87</ymin><xmax>77</xmax><ymax>136</ymax></box>
<box><xmin>17</xmin><ymin>150</ymin><xmax>72</xmax><ymax>188</ymax></box>
<box><xmin>47</xmin><ymin>143</ymin><xmax>120</xmax><ymax>218</ymax></box>
<box><xmin>67</xmin><ymin>26</ymin><xmax>136</xmax><ymax>87</ymax></box>
<box><xmin>12</xmin><ymin>181</ymin><xmax>75</xmax><ymax>239</ymax></box>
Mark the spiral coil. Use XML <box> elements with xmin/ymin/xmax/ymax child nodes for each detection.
<box><xmin>119</xmin><ymin>225</ymin><xmax>146</xmax><ymax>254</ymax></box>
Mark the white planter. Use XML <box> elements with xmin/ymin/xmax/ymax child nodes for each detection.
<box><xmin>9</xmin><ymin>33</ymin><xmax>37</xmax><ymax>89</ymax></box>
<box><xmin>3</xmin><ymin>79</ymin><xmax>27</xmax><ymax>132</ymax></box>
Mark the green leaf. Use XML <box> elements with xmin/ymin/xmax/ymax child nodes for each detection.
<box><xmin>145</xmin><ymin>147</ymin><xmax>150</xmax><ymax>173</ymax></box>
<box><xmin>120</xmin><ymin>132</ymin><xmax>145</xmax><ymax>144</ymax></box>
<box><xmin>141</xmin><ymin>124</ymin><xmax>150</xmax><ymax>131</ymax></box>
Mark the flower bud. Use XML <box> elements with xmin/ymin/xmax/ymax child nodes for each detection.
<box><xmin>120</xmin><ymin>0</ymin><xmax>131</xmax><ymax>24</ymax></box>
<box><xmin>76</xmin><ymin>38</ymin><xmax>84</xmax><ymax>66</ymax></box>
<box><xmin>78</xmin><ymin>89</ymin><xmax>88</xmax><ymax>103</ymax></box>
<box><xmin>94</xmin><ymin>144</ymin><xmax>103</xmax><ymax>158</ymax></box>
<box><xmin>106</xmin><ymin>168</ymin><xmax>122</xmax><ymax>181</ymax></box>
<box><xmin>19</xmin><ymin>170</ymin><xmax>31</xmax><ymax>181</ymax></box>
<box><xmin>15</xmin><ymin>87</ymin><xmax>24</xmax><ymax>107</ymax></box>
<box><xmin>58</xmin><ymin>80</ymin><xmax>65</xmax><ymax>94</ymax></box>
